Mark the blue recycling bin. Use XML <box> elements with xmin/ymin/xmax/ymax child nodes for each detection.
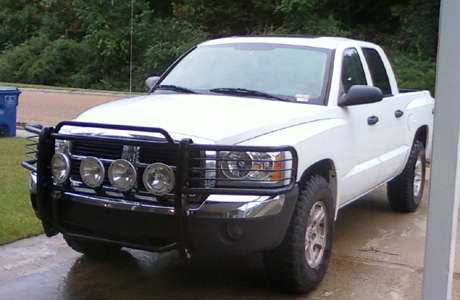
<box><xmin>0</xmin><ymin>86</ymin><xmax>21</xmax><ymax>137</ymax></box>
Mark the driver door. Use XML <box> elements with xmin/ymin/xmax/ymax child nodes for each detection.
<box><xmin>339</xmin><ymin>48</ymin><xmax>384</xmax><ymax>203</ymax></box>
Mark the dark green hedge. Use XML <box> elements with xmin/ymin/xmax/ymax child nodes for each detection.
<box><xmin>0</xmin><ymin>0</ymin><xmax>439</xmax><ymax>93</ymax></box>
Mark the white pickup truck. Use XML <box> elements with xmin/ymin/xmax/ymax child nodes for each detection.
<box><xmin>23</xmin><ymin>36</ymin><xmax>434</xmax><ymax>293</ymax></box>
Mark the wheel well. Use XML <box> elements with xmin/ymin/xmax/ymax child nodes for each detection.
<box><xmin>414</xmin><ymin>125</ymin><xmax>428</xmax><ymax>148</ymax></box>
<box><xmin>299</xmin><ymin>159</ymin><xmax>337</xmax><ymax>206</ymax></box>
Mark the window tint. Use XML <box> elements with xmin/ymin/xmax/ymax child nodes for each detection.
<box><xmin>342</xmin><ymin>48</ymin><xmax>367</xmax><ymax>93</ymax></box>
<box><xmin>363</xmin><ymin>48</ymin><xmax>392</xmax><ymax>95</ymax></box>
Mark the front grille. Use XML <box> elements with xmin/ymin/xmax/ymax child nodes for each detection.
<box><xmin>139</xmin><ymin>144</ymin><xmax>178</xmax><ymax>165</ymax></box>
<box><xmin>71</xmin><ymin>140</ymin><xmax>124</xmax><ymax>159</ymax></box>
<box><xmin>71</xmin><ymin>140</ymin><xmax>179</xmax><ymax>165</ymax></box>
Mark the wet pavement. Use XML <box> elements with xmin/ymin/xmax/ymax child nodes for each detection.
<box><xmin>2</xmin><ymin>88</ymin><xmax>459</xmax><ymax>299</ymax></box>
<box><xmin>1</xmin><ymin>186</ymin><xmax>459</xmax><ymax>300</ymax></box>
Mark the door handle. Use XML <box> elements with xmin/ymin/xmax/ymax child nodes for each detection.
<box><xmin>395</xmin><ymin>110</ymin><xmax>404</xmax><ymax>118</ymax></box>
<box><xmin>368</xmin><ymin>115</ymin><xmax>379</xmax><ymax>125</ymax></box>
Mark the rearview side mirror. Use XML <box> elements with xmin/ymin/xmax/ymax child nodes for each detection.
<box><xmin>144</xmin><ymin>76</ymin><xmax>160</xmax><ymax>93</ymax></box>
<box><xmin>338</xmin><ymin>85</ymin><xmax>383</xmax><ymax>107</ymax></box>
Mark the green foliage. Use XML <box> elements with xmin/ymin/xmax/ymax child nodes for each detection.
<box><xmin>0</xmin><ymin>1</ymin><xmax>208</xmax><ymax>91</ymax></box>
<box><xmin>39</xmin><ymin>0</ymin><xmax>83</xmax><ymax>41</ymax></box>
<box><xmin>389</xmin><ymin>50</ymin><xmax>436</xmax><ymax>94</ymax></box>
<box><xmin>0</xmin><ymin>0</ymin><xmax>441</xmax><ymax>92</ymax></box>
<box><xmin>0</xmin><ymin>138</ymin><xmax>42</xmax><ymax>245</ymax></box>
<box><xmin>391</xmin><ymin>0</ymin><xmax>440</xmax><ymax>57</ymax></box>
<box><xmin>0</xmin><ymin>36</ymin><xmax>91</xmax><ymax>87</ymax></box>
<box><xmin>173</xmin><ymin>0</ymin><xmax>282</xmax><ymax>36</ymax></box>
<box><xmin>0</xmin><ymin>0</ymin><xmax>43</xmax><ymax>50</ymax></box>
<box><xmin>71</xmin><ymin>0</ymin><xmax>151</xmax><ymax>90</ymax></box>
<box><xmin>277</xmin><ymin>0</ymin><xmax>349</xmax><ymax>36</ymax></box>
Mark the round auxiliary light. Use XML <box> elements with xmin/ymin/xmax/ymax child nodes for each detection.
<box><xmin>80</xmin><ymin>157</ymin><xmax>105</xmax><ymax>188</ymax></box>
<box><xmin>51</xmin><ymin>153</ymin><xmax>71</xmax><ymax>184</ymax></box>
<box><xmin>143</xmin><ymin>163</ymin><xmax>175</xmax><ymax>196</ymax></box>
<box><xmin>108</xmin><ymin>159</ymin><xmax>137</xmax><ymax>191</ymax></box>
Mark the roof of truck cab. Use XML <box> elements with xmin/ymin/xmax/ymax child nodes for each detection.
<box><xmin>199</xmin><ymin>36</ymin><xmax>374</xmax><ymax>50</ymax></box>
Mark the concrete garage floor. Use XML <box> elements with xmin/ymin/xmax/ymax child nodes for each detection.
<box><xmin>2</xmin><ymin>88</ymin><xmax>459</xmax><ymax>299</ymax></box>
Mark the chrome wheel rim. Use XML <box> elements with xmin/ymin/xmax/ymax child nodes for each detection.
<box><xmin>305</xmin><ymin>201</ymin><xmax>327</xmax><ymax>268</ymax></box>
<box><xmin>413</xmin><ymin>154</ymin><xmax>423</xmax><ymax>197</ymax></box>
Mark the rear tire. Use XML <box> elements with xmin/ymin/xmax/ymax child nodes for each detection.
<box><xmin>64</xmin><ymin>235</ymin><xmax>122</xmax><ymax>258</ymax></box>
<box><xmin>387</xmin><ymin>140</ymin><xmax>426</xmax><ymax>212</ymax></box>
<box><xmin>263</xmin><ymin>175</ymin><xmax>335</xmax><ymax>294</ymax></box>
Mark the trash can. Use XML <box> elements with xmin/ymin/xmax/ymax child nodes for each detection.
<box><xmin>0</xmin><ymin>86</ymin><xmax>21</xmax><ymax>137</ymax></box>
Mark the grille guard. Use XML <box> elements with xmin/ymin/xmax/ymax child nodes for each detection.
<box><xmin>22</xmin><ymin>121</ymin><xmax>298</xmax><ymax>258</ymax></box>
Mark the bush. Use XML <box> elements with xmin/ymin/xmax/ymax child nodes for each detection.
<box><xmin>0</xmin><ymin>36</ymin><xmax>90</xmax><ymax>87</ymax></box>
<box><xmin>388</xmin><ymin>50</ymin><xmax>436</xmax><ymax>94</ymax></box>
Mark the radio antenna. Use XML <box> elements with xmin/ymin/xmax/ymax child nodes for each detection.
<box><xmin>129</xmin><ymin>0</ymin><xmax>134</xmax><ymax>94</ymax></box>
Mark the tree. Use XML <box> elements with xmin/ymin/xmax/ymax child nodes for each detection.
<box><xmin>0</xmin><ymin>0</ymin><xmax>440</xmax><ymax>92</ymax></box>
<box><xmin>173</xmin><ymin>0</ymin><xmax>283</xmax><ymax>36</ymax></box>
<box><xmin>39</xmin><ymin>0</ymin><xmax>83</xmax><ymax>41</ymax></box>
<box><xmin>276</xmin><ymin>0</ymin><xmax>349</xmax><ymax>36</ymax></box>
<box><xmin>392</xmin><ymin>0</ymin><xmax>440</xmax><ymax>57</ymax></box>
<box><xmin>0</xmin><ymin>0</ymin><xmax>43</xmax><ymax>50</ymax></box>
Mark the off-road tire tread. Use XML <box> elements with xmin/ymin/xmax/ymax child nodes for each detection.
<box><xmin>263</xmin><ymin>175</ymin><xmax>334</xmax><ymax>294</ymax></box>
<box><xmin>387</xmin><ymin>140</ymin><xmax>425</xmax><ymax>212</ymax></box>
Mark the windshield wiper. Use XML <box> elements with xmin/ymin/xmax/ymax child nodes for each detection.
<box><xmin>156</xmin><ymin>85</ymin><xmax>197</xmax><ymax>94</ymax></box>
<box><xmin>210</xmin><ymin>88</ymin><xmax>289</xmax><ymax>101</ymax></box>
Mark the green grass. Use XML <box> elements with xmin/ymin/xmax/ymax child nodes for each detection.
<box><xmin>0</xmin><ymin>137</ymin><xmax>43</xmax><ymax>245</ymax></box>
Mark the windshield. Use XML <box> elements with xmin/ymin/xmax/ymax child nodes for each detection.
<box><xmin>157</xmin><ymin>43</ymin><xmax>332</xmax><ymax>104</ymax></box>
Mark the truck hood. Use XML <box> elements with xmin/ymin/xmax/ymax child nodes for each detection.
<box><xmin>75</xmin><ymin>94</ymin><xmax>334</xmax><ymax>144</ymax></box>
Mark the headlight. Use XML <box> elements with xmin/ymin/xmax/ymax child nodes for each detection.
<box><xmin>221</xmin><ymin>152</ymin><xmax>252</xmax><ymax>179</ymax></box>
<box><xmin>219</xmin><ymin>151</ymin><xmax>283</xmax><ymax>183</ymax></box>
<box><xmin>108</xmin><ymin>159</ymin><xmax>137</xmax><ymax>191</ymax></box>
<box><xmin>247</xmin><ymin>152</ymin><xmax>275</xmax><ymax>180</ymax></box>
<box><xmin>51</xmin><ymin>153</ymin><xmax>71</xmax><ymax>184</ymax></box>
<box><xmin>80</xmin><ymin>157</ymin><xmax>105</xmax><ymax>188</ymax></box>
<box><xmin>142</xmin><ymin>163</ymin><xmax>175</xmax><ymax>196</ymax></box>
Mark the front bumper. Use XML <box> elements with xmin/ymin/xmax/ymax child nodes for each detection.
<box><xmin>23</xmin><ymin>122</ymin><xmax>299</xmax><ymax>256</ymax></box>
<box><xmin>39</xmin><ymin>186</ymin><xmax>298</xmax><ymax>255</ymax></box>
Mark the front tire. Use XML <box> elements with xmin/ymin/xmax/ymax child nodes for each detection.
<box><xmin>387</xmin><ymin>140</ymin><xmax>426</xmax><ymax>212</ymax></box>
<box><xmin>263</xmin><ymin>175</ymin><xmax>335</xmax><ymax>294</ymax></box>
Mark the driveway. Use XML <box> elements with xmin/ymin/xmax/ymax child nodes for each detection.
<box><xmin>2</xmin><ymin>88</ymin><xmax>459</xmax><ymax>299</ymax></box>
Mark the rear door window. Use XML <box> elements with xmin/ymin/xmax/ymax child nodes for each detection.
<box><xmin>362</xmin><ymin>48</ymin><xmax>392</xmax><ymax>96</ymax></box>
